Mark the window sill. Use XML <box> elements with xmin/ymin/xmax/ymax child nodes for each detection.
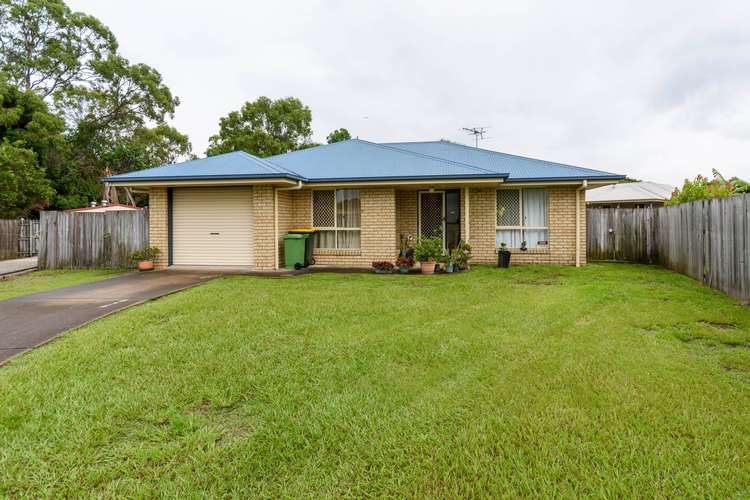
<box><xmin>496</xmin><ymin>247</ymin><xmax>549</xmax><ymax>255</ymax></box>
<box><xmin>314</xmin><ymin>249</ymin><xmax>362</xmax><ymax>256</ymax></box>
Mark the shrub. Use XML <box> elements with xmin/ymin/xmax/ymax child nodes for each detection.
<box><xmin>371</xmin><ymin>261</ymin><xmax>394</xmax><ymax>271</ymax></box>
<box><xmin>413</xmin><ymin>236</ymin><xmax>444</xmax><ymax>262</ymax></box>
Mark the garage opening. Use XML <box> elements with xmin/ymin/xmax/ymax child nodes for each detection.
<box><xmin>171</xmin><ymin>187</ymin><xmax>253</xmax><ymax>266</ymax></box>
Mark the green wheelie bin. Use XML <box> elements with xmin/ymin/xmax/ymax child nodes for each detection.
<box><xmin>287</xmin><ymin>228</ymin><xmax>317</xmax><ymax>266</ymax></box>
<box><xmin>283</xmin><ymin>233</ymin><xmax>308</xmax><ymax>270</ymax></box>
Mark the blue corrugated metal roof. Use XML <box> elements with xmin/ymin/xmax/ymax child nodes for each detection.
<box><xmin>103</xmin><ymin>138</ymin><xmax>623</xmax><ymax>184</ymax></box>
<box><xmin>383</xmin><ymin>140</ymin><xmax>624</xmax><ymax>181</ymax></box>
<box><xmin>103</xmin><ymin>151</ymin><xmax>302</xmax><ymax>182</ymax></box>
<box><xmin>265</xmin><ymin>139</ymin><xmax>504</xmax><ymax>182</ymax></box>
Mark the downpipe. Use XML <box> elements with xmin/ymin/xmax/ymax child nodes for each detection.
<box><xmin>576</xmin><ymin>180</ymin><xmax>588</xmax><ymax>267</ymax></box>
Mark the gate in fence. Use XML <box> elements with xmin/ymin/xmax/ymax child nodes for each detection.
<box><xmin>19</xmin><ymin>219</ymin><xmax>40</xmax><ymax>257</ymax></box>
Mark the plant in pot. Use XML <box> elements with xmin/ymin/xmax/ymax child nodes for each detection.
<box><xmin>455</xmin><ymin>240</ymin><xmax>473</xmax><ymax>271</ymax></box>
<box><xmin>413</xmin><ymin>236</ymin><xmax>443</xmax><ymax>275</ymax></box>
<box><xmin>445</xmin><ymin>249</ymin><xmax>460</xmax><ymax>273</ymax></box>
<box><xmin>399</xmin><ymin>233</ymin><xmax>415</xmax><ymax>258</ymax></box>
<box><xmin>371</xmin><ymin>261</ymin><xmax>394</xmax><ymax>274</ymax></box>
<box><xmin>520</xmin><ymin>240</ymin><xmax>528</xmax><ymax>251</ymax></box>
<box><xmin>498</xmin><ymin>242</ymin><xmax>511</xmax><ymax>268</ymax></box>
<box><xmin>395</xmin><ymin>254</ymin><xmax>414</xmax><ymax>273</ymax></box>
<box><xmin>130</xmin><ymin>246</ymin><xmax>161</xmax><ymax>271</ymax></box>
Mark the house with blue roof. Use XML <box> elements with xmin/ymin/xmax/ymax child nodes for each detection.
<box><xmin>103</xmin><ymin>139</ymin><xmax>624</xmax><ymax>270</ymax></box>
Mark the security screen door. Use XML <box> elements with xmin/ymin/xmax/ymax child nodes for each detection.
<box><xmin>419</xmin><ymin>191</ymin><xmax>445</xmax><ymax>245</ymax></box>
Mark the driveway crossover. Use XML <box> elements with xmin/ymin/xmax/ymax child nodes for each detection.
<box><xmin>0</xmin><ymin>270</ymin><xmax>220</xmax><ymax>366</ymax></box>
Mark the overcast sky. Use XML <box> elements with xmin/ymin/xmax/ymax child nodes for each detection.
<box><xmin>68</xmin><ymin>0</ymin><xmax>750</xmax><ymax>185</ymax></box>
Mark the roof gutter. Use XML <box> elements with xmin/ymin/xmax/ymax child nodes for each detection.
<box><xmin>576</xmin><ymin>180</ymin><xmax>588</xmax><ymax>268</ymax></box>
<box><xmin>274</xmin><ymin>180</ymin><xmax>303</xmax><ymax>269</ymax></box>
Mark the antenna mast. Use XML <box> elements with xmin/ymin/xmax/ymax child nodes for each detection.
<box><xmin>461</xmin><ymin>127</ymin><xmax>489</xmax><ymax>147</ymax></box>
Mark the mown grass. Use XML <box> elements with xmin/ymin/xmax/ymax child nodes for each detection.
<box><xmin>0</xmin><ymin>268</ymin><xmax>125</xmax><ymax>301</ymax></box>
<box><xmin>0</xmin><ymin>263</ymin><xmax>749</xmax><ymax>497</ymax></box>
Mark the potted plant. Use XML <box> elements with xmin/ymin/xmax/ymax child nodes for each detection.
<box><xmin>520</xmin><ymin>240</ymin><xmax>528</xmax><ymax>252</ymax></box>
<box><xmin>454</xmin><ymin>240</ymin><xmax>473</xmax><ymax>271</ymax></box>
<box><xmin>371</xmin><ymin>261</ymin><xmax>394</xmax><ymax>274</ymax></box>
<box><xmin>130</xmin><ymin>246</ymin><xmax>161</xmax><ymax>271</ymax></box>
<box><xmin>445</xmin><ymin>250</ymin><xmax>459</xmax><ymax>273</ymax></box>
<box><xmin>399</xmin><ymin>233</ymin><xmax>415</xmax><ymax>258</ymax></box>
<box><xmin>413</xmin><ymin>235</ymin><xmax>443</xmax><ymax>275</ymax></box>
<box><xmin>396</xmin><ymin>254</ymin><xmax>414</xmax><ymax>273</ymax></box>
<box><xmin>498</xmin><ymin>242</ymin><xmax>511</xmax><ymax>268</ymax></box>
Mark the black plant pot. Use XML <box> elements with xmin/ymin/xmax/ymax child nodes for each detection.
<box><xmin>498</xmin><ymin>250</ymin><xmax>511</xmax><ymax>268</ymax></box>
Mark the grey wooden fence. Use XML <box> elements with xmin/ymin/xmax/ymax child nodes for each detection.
<box><xmin>587</xmin><ymin>195</ymin><xmax>750</xmax><ymax>302</ymax></box>
<box><xmin>0</xmin><ymin>219</ymin><xmax>20</xmax><ymax>260</ymax></box>
<box><xmin>39</xmin><ymin>210</ymin><xmax>149</xmax><ymax>269</ymax></box>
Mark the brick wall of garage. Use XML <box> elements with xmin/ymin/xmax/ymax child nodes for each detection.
<box><xmin>148</xmin><ymin>187</ymin><xmax>169</xmax><ymax>269</ymax></box>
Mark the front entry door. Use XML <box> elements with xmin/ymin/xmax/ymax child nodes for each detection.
<box><xmin>419</xmin><ymin>191</ymin><xmax>445</xmax><ymax>245</ymax></box>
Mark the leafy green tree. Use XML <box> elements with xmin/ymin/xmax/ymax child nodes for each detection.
<box><xmin>0</xmin><ymin>139</ymin><xmax>53</xmax><ymax>217</ymax></box>
<box><xmin>0</xmin><ymin>76</ymin><xmax>60</xmax><ymax>215</ymax></box>
<box><xmin>666</xmin><ymin>174</ymin><xmax>733</xmax><ymax>206</ymax></box>
<box><xmin>206</xmin><ymin>96</ymin><xmax>313</xmax><ymax>157</ymax></box>
<box><xmin>326</xmin><ymin>128</ymin><xmax>351</xmax><ymax>144</ymax></box>
<box><xmin>0</xmin><ymin>0</ymin><xmax>116</xmax><ymax>98</ymax></box>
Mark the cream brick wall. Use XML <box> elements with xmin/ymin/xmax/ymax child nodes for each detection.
<box><xmin>148</xmin><ymin>187</ymin><xmax>169</xmax><ymax>269</ymax></box>
<box><xmin>466</xmin><ymin>186</ymin><xmax>586</xmax><ymax>266</ymax></box>
<box><xmin>252</xmin><ymin>186</ymin><xmax>276</xmax><ymax>269</ymax></box>
<box><xmin>310</xmin><ymin>188</ymin><xmax>398</xmax><ymax>267</ymax></box>
<box><xmin>395</xmin><ymin>190</ymin><xmax>418</xmax><ymax>244</ymax></box>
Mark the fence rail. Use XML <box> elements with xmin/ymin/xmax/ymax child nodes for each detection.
<box><xmin>587</xmin><ymin>195</ymin><xmax>750</xmax><ymax>302</ymax></box>
<box><xmin>39</xmin><ymin>210</ymin><xmax>149</xmax><ymax>269</ymax></box>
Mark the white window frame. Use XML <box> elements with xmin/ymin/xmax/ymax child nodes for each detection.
<box><xmin>496</xmin><ymin>188</ymin><xmax>549</xmax><ymax>248</ymax></box>
<box><xmin>312</xmin><ymin>189</ymin><xmax>361</xmax><ymax>249</ymax></box>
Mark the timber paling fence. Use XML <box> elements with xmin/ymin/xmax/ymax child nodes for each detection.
<box><xmin>0</xmin><ymin>219</ymin><xmax>20</xmax><ymax>260</ymax></box>
<box><xmin>587</xmin><ymin>195</ymin><xmax>750</xmax><ymax>302</ymax></box>
<box><xmin>39</xmin><ymin>210</ymin><xmax>149</xmax><ymax>269</ymax></box>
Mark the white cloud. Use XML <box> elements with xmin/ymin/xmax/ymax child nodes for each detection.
<box><xmin>68</xmin><ymin>0</ymin><xmax>750</xmax><ymax>184</ymax></box>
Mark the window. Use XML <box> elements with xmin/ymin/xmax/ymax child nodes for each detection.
<box><xmin>313</xmin><ymin>189</ymin><xmax>361</xmax><ymax>249</ymax></box>
<box><xmin>496</xmin><ymin>188</ymin><xmax>548</xmax><ymax>248</ymax></box>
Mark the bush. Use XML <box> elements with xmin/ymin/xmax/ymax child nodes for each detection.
<box><xmin>413</xmin><ymin>236</ymin><xmax>444</xmax><ymax>262</ymax></box>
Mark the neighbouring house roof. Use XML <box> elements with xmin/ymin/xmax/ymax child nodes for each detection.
<box><xmin>66</xmin><ymin>204</ymin><xmax>140</xmax><ymax>213</ymax></box>
<box><xmin>383</xmin><ymin>140</ymin><xmax>624</xmax><ymax>182</ymax></box>
<box><xmin>586</xmin><ymin>181</ymin><xmax>675</xmax><ymax>204</ymax></box>
<box><xmin>103</xmin><ymin>138</ymin><xmax>625</xmax><ymax>185</ymax></box>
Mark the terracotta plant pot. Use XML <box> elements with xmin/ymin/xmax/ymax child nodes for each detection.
<box><xmin>137</xmin><ymin>260</ymin><xmax>154</xmax><ymax>271</ymax></box>
<box><xmin>420</xmin><ymin>260</ymin><xmax>436</xmax><ymax>275</ymax></box>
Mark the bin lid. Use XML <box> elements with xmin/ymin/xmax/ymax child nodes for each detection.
<box><xmin>288</xmin><ymin>228</ymin><xmax>317</xmax><ymax>233</ymax></box>
<box><xmin>283</xmin><ymin>233</ymin><xmax>306</xmax><ymax>240</ymax></box>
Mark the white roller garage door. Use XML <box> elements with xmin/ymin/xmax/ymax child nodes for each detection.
<box><xmin>172</xmin><ymin>187</ymin><xmax>253</xmax><ymax>266</ymax></box>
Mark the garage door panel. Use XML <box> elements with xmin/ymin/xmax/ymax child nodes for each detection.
<box><xmin>172</xmin><ymin>187</ymin><xmax>253</xmax><ymax>266</ymax></box>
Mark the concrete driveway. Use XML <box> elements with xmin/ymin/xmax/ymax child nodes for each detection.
<box><xmin>0</xmin><ymin>256</ymin><xmax>38</xmax><ymax>276</ymax></box>
<box><xmin>0</xmin><ymin>270</ymin><xmax>221</xmax><ymax>366</ymax></box>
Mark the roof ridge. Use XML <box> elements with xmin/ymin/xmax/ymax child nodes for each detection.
<box><xmin>387</xmin><ymin>140</ymin><xmax>620</xmax><ymax>176</ymax></box>
<box><xmin>235</xmin><ymin>150</ymin><xmax>303</xmax><ymax>177</ymax></box>
<box><xmin>352</xmin><ymin>139</ymin><xmax>504</xmax><ymax>176</ymax></box>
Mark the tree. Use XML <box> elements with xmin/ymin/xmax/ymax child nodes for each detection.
<box><xmin>0</xmin><ymin>0</ymin><xmax>117</xmax><ymax>98</ymax></box>
<box><xmin>326</xmin><ymin>128</ymin><xmax>351</xmax><ymax>144</ymax></box>
<box><xmin>666</xmin><ymin>174</ymin><xmax>733</xmax><ymax>206</ymax></box>
<box><xmin>206</xmin><ymin>96</ymin><xmax>313</xmax><ymax>157</ymax></box>
<box><xmin>0</xmin><ymin>76</ymin><xmax>60</xmax><ymax>216</ymax></box>
<box><xmin>0</xmin><ymin>139</ymin><xmax>53</xmax><ymax>217</ymax></box>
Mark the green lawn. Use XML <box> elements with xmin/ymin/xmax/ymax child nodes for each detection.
<box><xmin>1</xmin><ymin>264</ymin><xmax>749</xmax><ymax>497</ymax></box>
<box><xmin>0</xmin><ymin>268</ymin><xmax>125</xmax><ymax>301</ymax></box>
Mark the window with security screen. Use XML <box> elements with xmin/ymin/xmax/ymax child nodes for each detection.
<box><xmin>496</xmin><ymin>189</ymin><xmax>548</xmax><ymax>249</ymax></box>
<box><xmin>312</xmin><ymin>189</ymin><xmax>361</xmax><ymax>249</ymax></box>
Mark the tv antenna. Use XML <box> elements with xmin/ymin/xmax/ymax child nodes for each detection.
<box><xmin>461</xmin><ymin>127</ymin><xmax>489</xmax><ymax>147</ymax></box>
